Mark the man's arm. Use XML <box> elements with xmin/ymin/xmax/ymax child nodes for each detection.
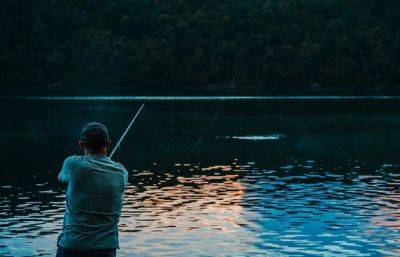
<box><xmin>57</xmin><ymin>172</ymin><xmax>63</xmax><ymax>183</ymax></box>
<box><xmin>58</xmin><ymin>156</ymin><xmax>74</xmax><ymax>183</ymax></box>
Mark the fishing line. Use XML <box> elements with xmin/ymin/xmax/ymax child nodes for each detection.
<box><xmin>176</xmin><ymin>54</ymin><xmax>239</xmax><ymax>157</ymax></box>
<box><xmin>184</xmin><ymin>84</ymin><xmax>234</xmax><ymax>156</ymax></box>
<box><xmin>109</xmin><ymin>103</ymin><xmax>145</xmax><ymax>160</ymax></box>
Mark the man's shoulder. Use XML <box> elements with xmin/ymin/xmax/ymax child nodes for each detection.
<box><xmin>64</xmin><ymin>155</ymin><xmax>83</xmax><ymax>164</ymax></box>
<box><xmin>110</xmin><ymin>160</ymin><xmax>128</xmax><ymax>183</ymax></box>
<box><xmin>63</xmin><ymin>155</ymin><xmax>87</xmax><ymax>170</ymax></box>
<box><xmin>111</xmin><ymin>160</ymin><xmax>127</xmax><ymax>172</ymax></box>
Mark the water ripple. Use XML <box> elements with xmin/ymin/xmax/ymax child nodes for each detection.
<box><xmin>1</xmin><ymin>160</ymin><xmax>400</xmax><ymax>256</ymax></box>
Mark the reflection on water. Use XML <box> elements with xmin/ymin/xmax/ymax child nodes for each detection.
<box><xmin>119</xmin><ymin>164</ymin><xmax>252</xmax><ymax>257</ymax></box>
<box><xmin>1</xmin><ymin>160</ymin><xmax>400</xmax><ymax>256</ymax></box>
<box><xmin>2</xmin><ymin>99</ymin><xmax>400</xmax><ymax>256</ymax></box>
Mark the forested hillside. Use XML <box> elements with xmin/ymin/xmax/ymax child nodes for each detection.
<box><xmin>1</xmin><ymin>0</ymin><xmax>400</xmax><ymax>92</ymax></box>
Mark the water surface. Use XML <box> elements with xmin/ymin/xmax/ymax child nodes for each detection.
<box><xmin>1</xmin><ymin>98</ymin><xmax>400</xmax><ymax>256</ymax></box>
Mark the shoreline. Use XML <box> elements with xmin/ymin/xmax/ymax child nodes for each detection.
<box><xmin>6</xmin><ymin>95</ymin><xmax>400</xmax><ymax>101</ymax></box>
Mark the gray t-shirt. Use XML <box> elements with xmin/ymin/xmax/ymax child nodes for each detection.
<box><xmin>57</xmin><ymin>155</ymin><xmax>128</xmax><ymax>249</ymax></box>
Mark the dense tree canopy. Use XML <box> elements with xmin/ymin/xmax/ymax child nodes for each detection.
<box><xmin>1</xmin><ymin>0</ymin><xmax>400</xmax><ymax>92</ymax></box>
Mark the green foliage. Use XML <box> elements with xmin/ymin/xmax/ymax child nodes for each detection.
<box><xmin>1</xmin><ymin>0</ymin><xmax>400</xmax><ymax>91</ymax></box>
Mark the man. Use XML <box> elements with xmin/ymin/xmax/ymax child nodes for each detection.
<box><xmin>56</xmin><ymin>122</ymin><xmax>128</xmax><ymax>257</ymax></box>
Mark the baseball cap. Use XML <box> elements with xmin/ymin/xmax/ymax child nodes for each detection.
<box><xmin>80</xmin><ymin>122</ymin><xmax>110</xmax><ymax>149</ymax></box>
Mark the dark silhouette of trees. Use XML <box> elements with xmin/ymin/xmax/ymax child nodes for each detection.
<box><xmin>1</xmin><ymin>0</ymin><xmax>400</xmax><ymax>92</ymax></box>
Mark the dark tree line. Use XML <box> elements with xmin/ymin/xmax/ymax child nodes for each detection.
<box><xmin>1</xmin><ymin>0</ymin><xmax>400</xmax><ymax>92</ymax></box>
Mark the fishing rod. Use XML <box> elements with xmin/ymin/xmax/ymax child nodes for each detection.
<box><xmin>109</xmin><ymin>103</ymin><xmax>145</xmax><ymax>160</ymax></box>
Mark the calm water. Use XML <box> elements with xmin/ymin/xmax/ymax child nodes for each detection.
<box><xmin>1</xmin><ymin>98</ymin><xmax>400</xmax><ymax>256</ymax></box>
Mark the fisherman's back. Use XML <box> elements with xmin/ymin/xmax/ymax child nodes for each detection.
<box><xmin>57</xmin><ymin>155</ymin><xmax>128</xmax><ymax>250</ymax></box>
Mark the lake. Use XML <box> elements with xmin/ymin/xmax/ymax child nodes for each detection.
<box><xmin>1</xmin><ymin>97</ymin><xmax>400</xmax><ymax>256</ymax></box>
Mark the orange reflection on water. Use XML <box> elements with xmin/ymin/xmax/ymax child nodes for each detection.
<box><xmin>372</xmin><ymin>192</ymin><xmax>400</xmax><ymax>230</ymax></box>
<box><xmin>121</xmin><ymin>176</ymin><xmax>244</xmax><ymax>231</ymax></box>
<box><xmin>118</xmin><ymin>169</ymin><xmax>264</xmax><ymax>256</ymax></box>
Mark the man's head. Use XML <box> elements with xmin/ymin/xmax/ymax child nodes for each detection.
<box><xmin>79</xmin><ymin>122</ymin><xmax>111</xmax><ymax>155</ymax></box>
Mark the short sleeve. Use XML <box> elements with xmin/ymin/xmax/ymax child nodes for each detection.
<box><xmin>119</xmin><ymin>163</ymin><xmax>129</xmax><ymax>186</ymax></box>
<box><xmin>58</xmin><ymin>156</ymin><xmax>75</xmax><ymax>183</ymax></box>
<box><xmin>124</xmin><ymin>169</ymin><xmax>129</xmax><ymax>186</ymax></box>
